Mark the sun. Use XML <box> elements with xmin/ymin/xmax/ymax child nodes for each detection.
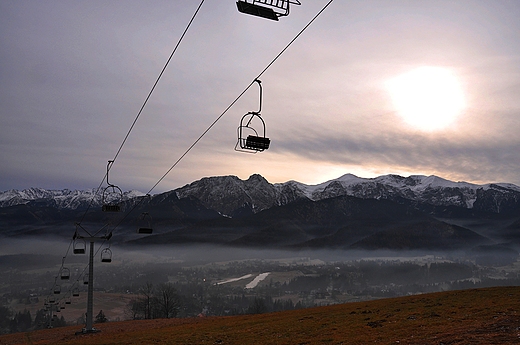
<box><xmin>387</xmin><ymin>66</ymin><xmax>466</xmax><ymax>131</ymax></box>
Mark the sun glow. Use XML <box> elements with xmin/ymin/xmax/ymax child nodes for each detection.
<box><xmin>387</xmin><ymin>66</ymin><xmax>466</xmax><ymax>131</ymax></box>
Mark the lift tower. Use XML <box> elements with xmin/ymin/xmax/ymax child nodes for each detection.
<box><xmin>73</xmin><ymin>225</ymin><xmax>112</xmax><ymax>334</ymax></box>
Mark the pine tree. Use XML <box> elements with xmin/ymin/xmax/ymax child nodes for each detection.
<box><xmin>95</xmin><ymin>310</ymin><xmax>107</xmax><ymax>323</ymax></box>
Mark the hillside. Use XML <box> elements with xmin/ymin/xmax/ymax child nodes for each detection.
<box><xmin>1</xmin><ymin>286</ymin><xmax>519</xmax><ymax>344</ymax></box>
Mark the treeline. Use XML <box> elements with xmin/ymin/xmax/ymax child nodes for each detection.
<box><xmin>128</xmin><ymin>281</ymin><xmax>313</xmax><ymax>319</ymax></box>
<box><xmin>0</xmin><ymin>307</ymin><xmax>66</xmax><ymax>335</ymax></box>
<box><xmin>127</xmin><ymin>282</ymin><xmax>181</xmax><ymax>319</ymax></box>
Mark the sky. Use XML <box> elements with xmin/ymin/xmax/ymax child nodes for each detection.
<box><xmin>1</xmin><ymin>0</ymin><xmax>520</xmax><ymax>193</ymax></box>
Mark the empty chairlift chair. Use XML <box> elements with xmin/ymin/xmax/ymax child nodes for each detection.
<box><xmin>102</xmin><ymin>160</ymin><xmax>123</xmax><ymax>212</ymax></box>
<box><xmin>60</xmin><ymin>267</ymin><xmax>70</xmax><ymax>280</ymax></box>
<box><xmin>53</xmin><ymin>285</ymin><xmax>61</xmax><ymax>295</ymax></box>
<box><xmin>137</xmin><ymin>212</ymin><xmax>153</xmax><ymax>234</ymax></box>
<box><xmin>73</xmin><ymin>239</ymin><xmax>86</xmax><ymax>254</ymax></box>
<box><xmin>72</xmin><ymin>288</ymin><xmax>80</xmax><ymax>297</ymax></box>
<box><xmin>102</xmin><ymin>184</ymin><xmax>123</xmax><ymax>212</ymax></box>
<box><xmin>235</xmin><ymin>79</ymin><xmax>271</xmax><ymax>153</ymax></box>
<box><xmin>101</xmin><ymin>248</ymin><xmax>112</xmax><ymax>263</ymax></box>
<box><xmin>236</xmin><ymin>0</ymin><xmax>301</xmax><ymax>21</ymax></box>
<box><xmin>236</xmin><ymin>114</ymin><xmax>270</xmax><ymax>152</ymax></box>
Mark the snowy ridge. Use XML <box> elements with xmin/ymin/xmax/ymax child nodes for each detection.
<box><xmin>314</xmin><ymin>175</ymin><xmax>473</xmax><ymax>207</ymax></box>
<box><xmin>0</xmin><ymin>187</ymin><xmax>145</xmax><ymax>209</ymax></box>
<box><xmin>275</xmin><ymin>174</ymin><xmax>519</xmax><ymax>211</ymax></box>
<box><xmin>1</xmin><ymin>174</ymin><xmax>519</xmax><ymax>215</ymax></box>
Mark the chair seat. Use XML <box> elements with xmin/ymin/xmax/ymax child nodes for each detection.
<box><xmin>245</xmin><ymin>135</ymin><xmax>270</xmax><ymax>150</ymax></box>
<box><xmin>236</xmin><ymin>1</ymin><xmax>279</xmax><ymax>21</ymax></box>
<box><xmin>102</xmin><ymin>204</ymin><xmax>121</xmax><ymax>212</ymax></box>
<box><xmin>138</xmin><ymin>227</ymin><xmax>153</xmax><ymax>234</ymax></box>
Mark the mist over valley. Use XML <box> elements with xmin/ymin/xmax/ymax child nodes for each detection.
<box><xmin>1</xmin><ymin>173</ymin><xmax>520</xmax><ymax>334</ymax></box>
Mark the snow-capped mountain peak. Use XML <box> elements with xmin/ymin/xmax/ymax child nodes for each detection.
<box><xmin>0</xmin><ymin>188</ymin><xmax>145</xmax><ymax>209</ymax></box>
<box><xmin>1</xmin><ymin>173</ymin><xmax>519</xmax><ymax>216</ymax></box>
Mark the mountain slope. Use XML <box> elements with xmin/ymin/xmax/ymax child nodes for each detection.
<box><xmin>1</xmin><ymin>173</ymin><xmax>518</xmax><ymax>250</ymax></box>
<box><xmin>3</xmin><ymin>173</ymin><xmax>519</xmax><ymax>216</ymax></box>
<box><xmin>127</xmin><ymin>195</ymin><xmax>489</xmax><ymax>251</ymax></box>
<box><xmin>175</xmin><ymin>173</ymin><xmax>520</xmax><ymax>217</ymax></box>
<box><xmin>2</xmin><ymin>286</ymin><xmax>519</xmax><ymax>345</ymax></box>
<box><xmin>350</xmin><ymin>219</ymin><xmax>489</xmax><ymax>250</ymax></box>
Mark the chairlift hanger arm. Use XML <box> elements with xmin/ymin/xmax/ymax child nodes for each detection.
<box><xmin>106</xmin><ymin>160</ymin><xmax>115</xmax><ymax>187</ymax></box>
<box><xmin>254</xmin><ymin>79</ymin><xmax>262</xmax><ymax>115</ymax></box>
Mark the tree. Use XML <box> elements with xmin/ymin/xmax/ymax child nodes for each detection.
<box><xmin>95</xmin><ymin>310</ymin><xmax>107</xmax><ymax>323</ymax></box>
<box><xmin>126</xmin><ymin>299</ymin><xmax>141</xmax><ymax>320</ymax></box>
<box><xmin>11</xmin><ymin>310</ymin><xmax>32</xmax><ymax>332</ymax></box>
<box><xmin>0</xmin><ymin>306</ymin><xmax>12</xmax><ymax>335</ymax></box>
<box><xmin>33</xmin><ymin>309</ymin><xmax>48</xmax><ymax>330</ymax></box>
<box><xmin>247</xmin><ymin>297</ymin><xmax>267</xmax><ymax>314</ymax></box>
<box><xmin>139</xmin><ymin>282</ymin><xmax>154</xmax><ymax>319</ymax></box>
<box><xmin>54</xmin><ymin>316</ymin><xmax>67</xmax><ymax>327</ymax></box>
<box><xmin>155</xmin><ymin>283</ymin><xmax>180</xmax><ymax>318</ymax></box>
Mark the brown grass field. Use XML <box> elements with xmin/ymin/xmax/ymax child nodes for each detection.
<box><xmin>1</xmin><ymin>286</ymin><xmax>520</xmax><ymax>345</ymax></box>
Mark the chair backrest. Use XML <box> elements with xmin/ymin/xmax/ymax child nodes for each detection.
<box><xmin>102</xmin><ymin>204</ymin><xmax>121</xmax><ymax>212</ymax></box>
<box><xmin>138</xmin><ymin>227</ymin><xmax>153</xmax><ymax>234</ymax></box>
<box><xmin>246</xmin><ymin>135</ymin><xmax>270</xmax><ymax>150</ymax></box>
<box><xmin>237</xmin><ymin>1</ymin><xmax>280</xmax><ymax>21</ymax></box>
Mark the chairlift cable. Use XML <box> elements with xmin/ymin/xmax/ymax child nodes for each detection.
<box><xmin>75</xmin><ymin>0</ymin><xmax>206</xmax><ymax>227</ymax></box>
<box><xmin>146</xmin><ymin>0</ymin><xmax>335</xmax><ymax>194</ymax></box>
<box><xmin>109</xmin><ymin>0</ymin><xmax>207</xmax><ymax>166</ymax></box>
<box><xmin>255</xmin><ymin>0</ymin><xmax>334</xmax><ymax>79</ymax></box>
<box><xmin>86</xmin><ymin>0</ymin><xmax>337</xmax><ymax>237</ymax></box>
<box><xmin>46</xmin><ymin>0</ymin><xmax>334</xmax><ymax>307</ymax></box>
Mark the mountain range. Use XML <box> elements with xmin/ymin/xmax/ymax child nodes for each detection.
<box><xmin>1</xmin><ymin>173</ymin><xmax>520</xmax><ymax>252</ymax></box>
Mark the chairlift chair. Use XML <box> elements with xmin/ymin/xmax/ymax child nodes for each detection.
<box><xmin>60</xmin><ymin>267</ymin><xmax>70</xmax><ymax>280</ymax></box>
<box><xmin>102</xmin><ymin>160</ymin><xmax>123</xmax><ymax>212</ymax></box>
<box><xmin>137</xmin><ymin>212</ymin><xmax>153</xmax><ymax>234</ymax></box>
<box><xmin>236</xmin><ymin>114</ymin><xmax>270</xmax><ymax>152</ymax></box>
<box><xmin>83</xmin><ymin>274</ymin><xmax>89</xmax><ymax>285</ymax></box>
<box><xmin>236</xmin><ymin>0</ymin><xmax>301</xmax><ymax>21</ymax></box>
<box><xmin>73</xmin><ymin>239</ymin><xmax>86</xmax><ymax>254</ymax></box>
<box><xmin>235</xmin><ymin>79</ymin><xmax>271</xmax><ymax>153</ymax></box>
<box><xmin>72</xmin><ymin>288</ymin><xmax>80</xmax><ymax>297</ymax></box>
<box><xmin>65</xmin><ymin>297</ymin><xmax>71</xmax><ymax>305</ymax></box>
<box><xmin>53</xmin><ymin>285</ymin><xmax>61</xmax><ymax>295</ymax></box>
<box><xmin>102</xmin><ymin>185</ymin><xmax>123</xmax><ymax>212</ymax></box>
<box><xmin>101</xmin><ymin>248</ymin><xmax>112</xmax><ymax>263</ymax></box>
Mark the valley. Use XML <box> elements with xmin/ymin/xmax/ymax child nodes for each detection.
<box><xmin>2</xmin><ymin>243</ymin><xmax>520</xmax><ymax>334</ymax></box>
<box><xmin>1</xmin><ymin>173</ymin><xmax>519</xmax><ymax>335</ymax></box>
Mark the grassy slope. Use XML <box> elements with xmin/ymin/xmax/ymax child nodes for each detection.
<box><xmin>2</xmin><ymin>286</ymin><xmax>520</xmax><ymax>345</ymax></box>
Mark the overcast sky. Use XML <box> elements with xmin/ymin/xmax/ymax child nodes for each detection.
<box><xmin>1</xmin><ymin>0</ymin><xmax>519</xmax><ymax>193</ymax></box>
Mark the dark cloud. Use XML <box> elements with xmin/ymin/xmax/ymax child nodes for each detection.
<box><xmin>1</xmin><ymin>1</ymin><xmax>519</xmax><ymax>191</ymax></box>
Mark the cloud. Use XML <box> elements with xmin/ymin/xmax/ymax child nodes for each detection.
<box><xmin>1</xmin><ymin>1</ymin><xmax>520</xmax><ymax>191</ymax></box>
